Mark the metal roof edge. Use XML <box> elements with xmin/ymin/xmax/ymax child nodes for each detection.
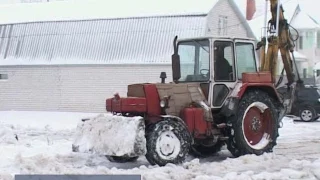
<box><xmin>0</xmin><ymin>13</ymin><xmax>208</xmax><ymax>26</ymax></box>
<box><xmin>0</xmin><ymin>63</ymin><xmax>173</xmax><ymax>67</ymax></box>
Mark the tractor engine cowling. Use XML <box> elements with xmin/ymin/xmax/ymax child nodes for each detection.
<box><xmin>106</xmin><ymin>95</ymin><xmax>148</xmax><ymax>115</ymax></box>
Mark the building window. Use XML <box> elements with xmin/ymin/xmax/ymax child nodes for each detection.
<box><xmin>317</xmin><ymin>31</ymin><xmax>320</xmax><ymax>48</ymax></box>
<box><xmin>0</xmin><ymin>74</ymin><xmax>8</xmax><ymax>80</ymax></box>
<box><xmin>303</xmin><ymin>68</ymin><xmax>307</xmax><ymax>78</ymax></box>
<box><xmin>299</xmin><ymin>36</ymin><xmax>303</xmax><ymax>49</ymax></box>
<box><xmin>218</xmin><ymin>15</ymin><xmax>228</xmax><ymax>36</ymax></box>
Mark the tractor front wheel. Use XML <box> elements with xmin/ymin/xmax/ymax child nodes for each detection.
<box><xmin>145</xmin><ymin>119</ymin><xmax>192</xmax><ymax>166</ymax></box>
<box><xmin>227</xmin><ymin>89</ymin><xmax>279</xmax><ymax>157</ymax></box>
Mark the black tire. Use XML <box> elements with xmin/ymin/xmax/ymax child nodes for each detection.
<box><xmin>226</xmin><ymin>89</ymin><xmax>279</xmax><ymax>157</ymax></box>
<box><xmin>145</xmin><ymin>119</ymin><xmax>192</xmax><ymax>166</ymax></box>
<box><xmin>299</xmin><ymin>106</ymin><xmax>317</xmax><ymax>122</ymax></box>
<box><xmin>106</xmin><ymin>156</ymin><xmax>139</xmax><ymax>163</ymax></box>
<box><xmin>190</xmin><ymin>141</ymin><xmax>225</xmax><ymax>158</ymax></box>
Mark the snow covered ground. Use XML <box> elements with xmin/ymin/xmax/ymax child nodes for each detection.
<box><xmin>0</xmin><ymin>111</ymin><xmax>320</xmax><ymax>180</ymax></box>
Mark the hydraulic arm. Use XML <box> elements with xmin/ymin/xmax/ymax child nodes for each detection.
<box><xmin>257</xmin><ymin>0</ymin><xmax>300</xmax><ymax>86</ymax></box>
<box><xmin>256</xmin><ymin>0</ymin><xmax>304</xmax><ymax>117</ymax></box>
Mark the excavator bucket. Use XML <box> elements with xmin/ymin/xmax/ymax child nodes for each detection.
<box><xmin>71</xmin><ymin>113</ymin><xmax>147</xmax><ymax>157</ymax></box>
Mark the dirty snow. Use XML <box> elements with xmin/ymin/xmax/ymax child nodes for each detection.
<box><xmin>0</xmin><ymin>111</ymin><xmax>319</xmax><ymax>180</ymax></box>
<box><xmin>72</xmin><ymin>114</ymin><xmax>146</xmax><ymax>157</ymax></box>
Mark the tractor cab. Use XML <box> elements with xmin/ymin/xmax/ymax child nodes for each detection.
<box><xmin>171</xmin><ymin>36</ymin><xmax>259</xmax><ymax>108</ymax></box>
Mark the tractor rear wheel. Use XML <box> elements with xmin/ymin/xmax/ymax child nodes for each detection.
<box><xmin>145</xmin><ymin>118</ymin><xmax>192</xmax><ymax>166</ymax></box>
<box><xmin>227</xmin><ymin>89</ymin><xmax>279</xmax><ymax>157</ymax></box>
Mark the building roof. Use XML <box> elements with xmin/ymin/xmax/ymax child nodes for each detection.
<box><xmin>0</xmin><ymin>0</ymin><xmax>256</xmax><ymax>65</ymax></box>
<box><xmin>0</xmin><ymin>0</ymin><xmax>216</xmax><ymax>65</ymax></box>
<box><xmin>290</xmin><ymin>4</ymin><xmax>320</xmax><ymax>29</ymax></box>
<box><xmin>0</xmin><ymin>15</ymin><xmax>206</xmax><ymax>65</ymax></box>
<box><xmin>291</xmin><ymin>11</ymin><xmax>320</xmax><ymax>29</ymax></box>
<box><xmin>298</xmin><ymin>0</ymin><xmax>320</xmax><ymax>25</ymax></box>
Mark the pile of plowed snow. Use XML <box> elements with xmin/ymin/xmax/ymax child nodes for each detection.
<box><xmin>0</xmin><ymin>123</ymin><xmax>18</xmax><ymax>145</ymax></box>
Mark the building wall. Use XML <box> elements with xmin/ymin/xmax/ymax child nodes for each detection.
<box><xmin>295</xmin><ymin>29</ymin><xmax>320</xmax><ymax>75</ymax></box>
<box><xmin>0</xmin><ymin>64</ymin><xmax>172</xmax><ymax>112</ymax></box>
<box><xmin>205</xmin><ymin>0</ymin><xmax>248</xmax><ymax>37</ymax></box>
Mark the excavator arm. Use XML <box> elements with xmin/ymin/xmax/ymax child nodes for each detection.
<box><xmin>256</xmin><ymin>0</ymin><xmax>303</xmax><ymax>115</ymax></box>
<box><xmin>258</xmin><ymin>0</ymin><xmax>297</xmax><ymax>85</ymax></box>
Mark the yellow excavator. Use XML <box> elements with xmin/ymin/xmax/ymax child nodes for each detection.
<box><xmin>257</xmin><ymin>0</ymin><xmax>304</xmax><ymax>117</ymax></box>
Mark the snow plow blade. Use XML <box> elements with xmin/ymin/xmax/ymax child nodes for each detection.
<box><xmin>72</xmin><ymin>114</ymin><xmax>147</xmax><ymax>157</ymax></box>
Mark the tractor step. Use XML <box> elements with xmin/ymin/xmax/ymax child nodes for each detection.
<box><xmin>215</xmin><ymin>123</ymin><xmax>227</xmax><ymax>128</ymax></box>
<box><xmin>218</xmin><ymin>136</ymin><xmax>229</xmax><ymax>141</ymax></box>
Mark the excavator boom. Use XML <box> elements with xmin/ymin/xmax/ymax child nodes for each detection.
<box><xmin>256</xmin><ymin>0</ymin><xmax>304</xmax><ymax>116</ymax></box>
<box><xmin>259</xmin><ymin>0</ymin><xmax>296</xmax><ymax>85</ymax></box>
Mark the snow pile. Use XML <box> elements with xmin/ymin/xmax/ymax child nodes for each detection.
<box><xmin>0</xmin><ymin>123</ymin><xmax>18</xmax><ymax>145</ymax></box>
<box><xmin>72</xmin><ymin>114</ymin><xmax>146</xmax><ymax>157</ymax></box>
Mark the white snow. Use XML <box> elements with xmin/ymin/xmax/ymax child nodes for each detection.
<box><xmin>72</xmin><ymin>114</ymin><xmax>146</xmax><ymax>157</ymax></box>
<box><xmin>0</xmin><ymin>111</ymin><xmax>319</xmax><ymax>180</ymax></box>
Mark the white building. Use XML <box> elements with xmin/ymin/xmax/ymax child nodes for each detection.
<box><xmin>0</xmin><ymin>0</ymin><xmax>255</xmax><ymax>113</ymax></box>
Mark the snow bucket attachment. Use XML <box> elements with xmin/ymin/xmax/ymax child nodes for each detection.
<box><xmin>72</xmin><ymin>114</ymin><xmax>147</xmax><ymax>158</ymax></box>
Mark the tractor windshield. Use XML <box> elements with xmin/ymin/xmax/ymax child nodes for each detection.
<box><xmin>177</xmin><ymin>39</ymin><xmax>210</xmax><ymax>82</ymax></box>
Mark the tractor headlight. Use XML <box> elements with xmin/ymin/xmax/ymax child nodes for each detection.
<box><xmin>160</xmin><ymin>100</ymin><xmax>166</xmax><ymax>108</ymax></box>
<box><xmin>160</xmin><ymin>96</ymin><xmax>170</xmax><ymax>108</ymax></box>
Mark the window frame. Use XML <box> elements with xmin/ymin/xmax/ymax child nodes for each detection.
<box><xmin>234</xmin><ymin>40</ymin><xmax>258</xmax><ymax>80</ymax></box>
<box><xmin>213</xmin><ymin>40</ymin><xmax>236</xmax><ymax>83</ymax></box>
<box><xmin>299</xmin><ymin>35</ymin><xmax>304</xmax><ymax>49</ymax></box>
<box><xmin>218</xmin><ymin>15</ymin><xmax>228</xmax><ymax>36</ymax></box>
<box><xmin>176</xmin><ymin>39</ymin><xmax>210</xmax><ymax>83</ymax></box>
<box><xmin>317</xmin><ymin>31</ymin><xmax>320</xmax><ymax>49</ymax></box>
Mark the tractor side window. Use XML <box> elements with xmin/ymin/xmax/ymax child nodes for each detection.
<box><xmin>214</xmin><ymin>41</ymin><xmax>235</xmax><ymax>82</ymax></box>
<box><xmin>178</xmin><ymin>44</ymin><xmax>196</xmax><ymax>80</ymax></box>
<box><xmin>178</xmin><ymin>39</ymin><xmax>210</xmax><ymax>82</ymax></box>
<box><xmin>235</xmin><ymin>42</ymin><xmax>257</xmax><ymax>79</ymax></box>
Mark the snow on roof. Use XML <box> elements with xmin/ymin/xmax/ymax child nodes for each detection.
<box><xmin>0</xmin><ymin>15</ymin><xmax>206</xmax><ymax>65</ymax></box>
<box><xmin>0</xmin><ymin>0</ymin><xmax>218</xmax><ymax>24</ymax></box>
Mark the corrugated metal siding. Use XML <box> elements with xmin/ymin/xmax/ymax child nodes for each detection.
<box><xmin>0</xmin><ymin>15</ymin><xmax>206</xmax><ymax>64</ymax></box>
<box><xmin>0</xmin><ymin>64</ymin><xmax>172</xmax><ymax>112</ymax></box>
<box><xmin>205</xmin><ymin>0</ymin><xmax>248</xmax><ymax>37</ymax></box>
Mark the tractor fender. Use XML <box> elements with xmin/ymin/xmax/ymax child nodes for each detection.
<box><xmin>237</xmin><ymin>83</ymin><xmax>283</xmax><ymax>107</ymax></box>
<box><xmin>160</xmin><ymin>115</ymin><xmax>194</xmax><ymax>144</ymax></box>
<box><xmin>221</xmin><ymin>82</ymin><xmax>283</xmax><ymax>119</ymax></box>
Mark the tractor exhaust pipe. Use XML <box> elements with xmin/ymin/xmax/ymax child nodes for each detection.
<box><xmin>160</xmin><ymin>72</ymin><xmax>167</xmax><ymax>83</ymax></box>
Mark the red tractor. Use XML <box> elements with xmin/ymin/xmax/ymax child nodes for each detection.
<box><xmin>72</xmin><ymin>0</ymin><xmax>302</xmax><ymax>166</ymax></box>
<box><xmin>72</xmin><ymin>36</ymin><xmax>288</xmax><ymax>166</ymax></box>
